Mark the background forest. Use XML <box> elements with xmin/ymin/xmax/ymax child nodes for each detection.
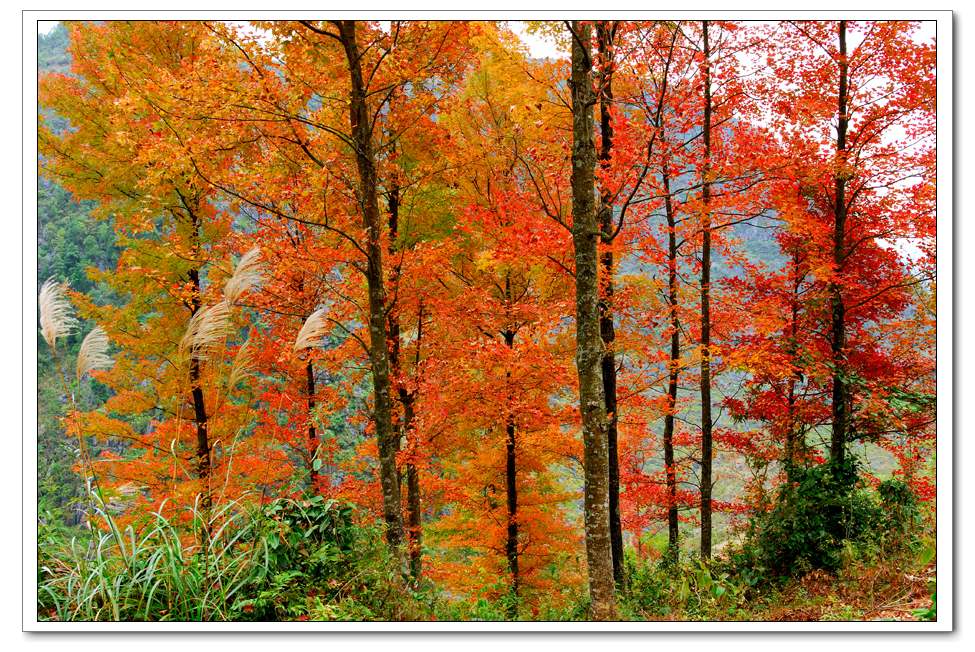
<box><xmin>35</xmin><ymin>19</ymin><xmax>937</xmax><ymax>622</ymax></box>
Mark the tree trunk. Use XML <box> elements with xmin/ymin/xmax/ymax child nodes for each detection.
<box><xmin>595</xmin><ymin>21</ymin><xmax>624</xmax><ymax>589</ymax></box>
<box><xmin>503</xmin><ymin>326</ymin><xmax>520</xmax><ymax>613</ymax></box>
<box><xmin>185</xmin><ymin>209</ymin><xmax>211</xmax><ymax>515</ymax></box>
<box><xmin>699</xmin><ymin>20</ymin><xmax>714</xmax><ymax>562</ymax></box>
<box><xmin>306</xmin><ymin>360</ymin><xmax>318</xmax><ymax>488</ymax></box>
<box><xmin>830</xmin><ymin>20</ymin><xmax>850</xmax><ymax>467</ymax></box>
<box><xmin>785</xmin><ymin>248</ymin><xmax>804</xmax><ymax>481</ymax></box>
<box><xmin>188</xmin><ymin>351</ymin><xmax>210</xmax><ymax>510</ymax></box>
<box><xmin>570</xmin><ymin>20</ymin><xmax>616</xmax><ymax>621</ymax></box>
<box><xmin>336</xmin><ymin>19</ymin><xmax>406</xmax><ymax>572</ymax></box>
<box><xmin>387</xmin><ymin>178</ymin><xmax>424</xmax><ymax>581</ymax></box>
<box><xmin>662</xmin><ymin>164</ymin><xmax>681</xmax><ymax>559</ymax></box>
<box><xmin>402</xmin><ymin>392</ymin><xmax>422</xmax><ymax>580</ymax></box>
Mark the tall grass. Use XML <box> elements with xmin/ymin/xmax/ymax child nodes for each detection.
<box><xmin>38</xmin><ymin>495</ymin><xmax>269</xmax><ymax>622</ymax></box>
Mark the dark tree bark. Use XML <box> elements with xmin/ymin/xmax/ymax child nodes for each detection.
<box><xmin>183</xmin><ymin>205</ymin><xmax>211</xmax><ymax>515</ymax></box>
<box><xmin>830</xmin><ymin>20</ymin><xmax>850</xmax><ymax>466</ymax></box>
<box><xmin>699</xmin><ymin>20</ymin><xmax>714</xmax><ymax>562</ymax></box>
<box><xmin>402</xmin><ymin>390</ymin><xmax>422</xmax><ymax>580</ymax></box>
<box><xmin>503</xmin><ymin>325</ymin><xmax>520</xmax><ymax>614</ymax></box>
<box><xmin>784</xmin><ymin>247</ymin><xmax>806</xmax><ymax>480</ymax></box>
<box><xmin>399</xmin><ymin>307</ymin><xmax>423</xmax><ymax>582</ymax></box>
<box><xmin>569</xmin><ymin>19</ymin><xmax>616</xmax><ymax>621</ymax></box>
<box><xmin>387</xmin><ymin>179</ymin><xmax>424</xmax><ymax>582</ymax></box>
<box><xmin>595</xmin><ymin>21</ymin><xmax>624</xmax><ymax>589</ymax></box>
<box><xmin>306</xmin><ymin>360</ymin><xmax>318</xmax><ymax>487</ymax></box>
<box><xmin>188</xmin><ymin>331</ymin><xmax>211</xmax><ymax>509</ymax></box>
<box><xmin>336</xmin><ymin>20</ymin><xmax>406</xmax><ymax>573</ymax></box>
<box><xmin>661</xmin><ymin>164</ymin><xmax>681</xmax><ymax>558</ymax></box>
<box><xmin>642</xmin><ymin>23</ymin><xmax>683</xmax><ymax>562</ymax></box>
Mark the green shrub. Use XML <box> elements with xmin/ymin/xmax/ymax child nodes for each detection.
<box><xmin>231</xmin><ymin>495</ymin><xmax>354</xmax><ymax>619</ymax></box>
<box><xmin>913</xmin><ymin>587</ymin><xmax>936</xmax><ymax>621</ymax></box>
<box><xmin>877</xmin><ymin>478</ymin><xmax>921</xmax><ymax>543</ymax></box>
<box><xmin>737</xmin><ymin>459</ymin><xmax>883</xmax><ymax>577</ymax></box>
<box><xmin>235</xmin><ymin>494</ymin><xmax>419</xmax><ymax>621</ymax></box>
<box><xmin>620</xmin><ymin>553</ymin><xmax>669</xmax><ymax>618</ymax></box>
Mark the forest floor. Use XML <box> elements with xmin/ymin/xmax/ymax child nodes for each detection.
<box><xmin>626</xmin><ymin>544</ymin><xmax>937</xmax><ymax>622</ymax></box>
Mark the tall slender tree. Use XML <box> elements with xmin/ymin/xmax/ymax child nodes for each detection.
<box><xmin>594</xmin><ymin>20</ymin><xmax>625</xmax><ymax>587</ymax></box>
<box><xmin>569</xmin><ymin>19</ymin><xmax>616</xmax><ymax>620</ymax></box>
<box><xmin>697</xmin><ymin>19</ymin><xmax>715</xmax><ymax>561</ymax></box>
<box><xmin>829</xmin><ymin>20</ymin><xmax>851</xmax><ymax>466</ymax></box>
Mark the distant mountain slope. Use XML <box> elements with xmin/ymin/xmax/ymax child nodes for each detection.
<box><xmin>37</xmin><ymin>22</ymin><xmax>119</xmax><ymax>525</ymax></box>
<box><xmin>38</xmin><ymin>23</ymin><xmax>70</xmax><ymax>74</ymax></box>
<box><xmin>37</xmin><ymin>23</ymin><xmax>119</xmax><ymax>295</ymax></box>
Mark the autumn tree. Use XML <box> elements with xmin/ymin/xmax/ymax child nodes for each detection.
<box><xmin>567</xmin><ymin>19</ymin><xmax>616</xmax><ymax>621</ymax></box>
<box><xmin>39</xmin><ymin>21</ymin><xmax>281</xmax><ymax>519</ymax></box>
<box><xmin>621</xmin><ymin>20</ymin><xmax>695</xmax><ymax>557</ymax></box>
<box><xmin>759</xmin><ymin>20</ymin><xmax>936</xmax><ymax>475</ymax></box>
<box><xmin>161</xmin><ymin>20</ymin><xmax>478</xmax><ymax>573</ymax></box>
<box><xmin>414</xmin><ymin>24</ymin><xmax>582</xmax><ymax>610</ymax></box>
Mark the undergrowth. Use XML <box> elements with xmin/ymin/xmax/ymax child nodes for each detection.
<box><xmin>38</xmin><ymin>493</ymin><xmax>424</xmax><ymax>622</ymax></box>
<box><xmin>37</xmin><ymin>470</ymin><xmax>936</xmax><ymax>622</ymax></box>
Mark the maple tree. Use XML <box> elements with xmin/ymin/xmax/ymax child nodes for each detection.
<box><xmin>39</xmin><ymin>22</ymin><xmax>283</xmax><ymax>522</ymax></box>
<box><xmin>614</xmin><ymin>20</ymin><xmax>700</xmax><ymax>560</ymax></box>
<box><xmin>725</xmin><ymin>20</ymin><xmax>936</xmax><ymax>482</ymax></box>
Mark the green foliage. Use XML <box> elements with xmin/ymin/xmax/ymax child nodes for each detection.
<box><xmin>911</xmin><ymin>537</ymin><xmax>937</xmax><ymax>622</ymax></box>
<box><xmin>735</xmin><ymin>459</ymin><xmax>885</xmax><ymax>577</ymax></box>
<box><xmin>619</xmin><ymin>551</ymin><xmax>757</xmax><ymax>621</ymax></box>
<box><xmin>532</xmin><ymin>591</ymin><xmax>590</xmax><ymax>621</ymax></box>
<box><xmin>620</xmin><ymin>554</ymin><xmax>670</xmax><ymax>618</ymax></box>
<box><xmin>913</xmin><ymin>588</ymin><xmax>936</xmax><ymax>621</ymax></box>
<box><xmin>433</xmin><ymin>580</ymin><xmax>521</xmax><ymax>621</ymax></box>
<box><xmin>235</xmin><ymin>495</ymin><xmax>365</xmax><ymax>620</ymax></box>
<box><xmin>37</xmin><ymin>369</ymin><xmax>83</xmax><ymax>525</ymax></box>
<box><xmin>38</xmin><ymin>494</ymin><xmax>424</xmax><ymax>622</ymax></box>
<box><xmin>617</xmin><ymin>492</ymin><xmax>931</xmax><ymax>623</ymax></box>
<box><xmin>37</xmin><ymin>179</ymin><xmax>118</xmax><ymax>297</ymax></box>
<box><xmin>37</xmin><ymin>333</ymin><xmax>117</xmax><ymax>528</ymax></box>
<box><xmin>886</xmin><ymin>387</ymin><xmax>936</xmax><ymax>418</ymax></box>
<box><xmin>877</xmin><ymin>477</ymin><xmax>922</xmax><ymax>540</ymax></box>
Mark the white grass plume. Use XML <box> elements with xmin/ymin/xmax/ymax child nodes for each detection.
<box><xmin>39</xmin><ymin>277</ymin><xmax>77</xmax><ymax>350</ymax></box>
<box><xmin>227</xmin><ymin>337</ymin><xmax>254</xmax><ymax>391</ymax></box>
<box><xmin>224</xmin><ymin>248</ymin><xmax>263</xmax><ymax>306</ymax></box>
<box><xmin>76</xmin><ymin>326</ymin><xmax>113</xmax><ymax>381</ymax></box>
<box><xmin>294</xmin><ymin>307</ymin><xmax>329</xmax><ymax>352</ymax></box>
<box><xmin>180</xmin><ymin>300</ymin><xmax>233</xmax><ymax>361</ymax></box>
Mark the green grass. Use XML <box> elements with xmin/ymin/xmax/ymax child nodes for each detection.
<box><xmin>38</xmin><ymin>495</ymin><xmax>269</xmax><ymax>621</ymax></box>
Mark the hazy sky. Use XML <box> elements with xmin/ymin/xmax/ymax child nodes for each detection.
<box><xmin>508</xmin><ymin>21</ymin><xmax>562</xmax><ymax>59</ymax></box>
<box><xmin>37</xmin><ymin>19</ymin><xmax>933</xmax><ymax>58</ymax></box>
<box><xmin>37</xmin><ymin>19</ymin><xmax>564</xmax><ymax>59</ymax></box>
